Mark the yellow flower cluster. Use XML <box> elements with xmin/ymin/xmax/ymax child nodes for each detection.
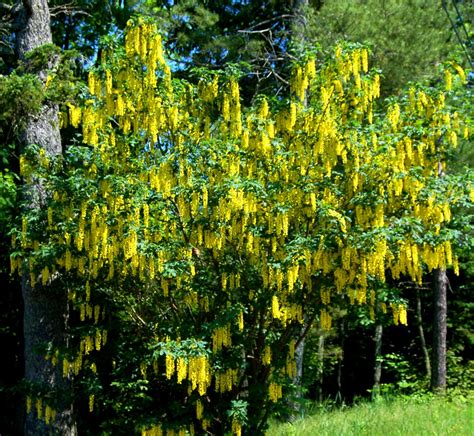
<box><xmin>232</xmin><ymin>419</ymin><xmax>242</xmax><ymax>436</ymax></box>
<box><xmin>268</xmin><ymin>382</ymin><xmax>283</xmax><ymax>402</ymax></box>
<box><xmin>196</xmin><ymin>399</ymin><xmax>203</xmax><ymax>420</ymax></box>
<box><xmin>390</xmin><ymin>304</ymin><xmax>408</xmax><ymax>326</ymax></box>
<box><xmin>25</xmin><ymin>397</ymin><xmax>57</xmax><ymax>425</ymax></box>
<box><xmin>214</xmin><ymin>368</ymin><xmax>239</xmax><ymax>393</ymax></box>
<box><xmin>212</xmin><ymin>324</ymin><xmax>232</xmax><ymax>352</ymax></box>
<box><xmin>141</xmin><ymin>424</ymin><xmax>191</xmax><ymax>436</ymax></box>
<box><xmin>262</xmin><ymin>345</ymin><xmax>272</xmax><ymax>365</ymax></box>
<box><xmin>67</xmin><ymin>102</ymin><xmax>82</xmax><ymax>127</ymax></box>
<box><xmin>320</xmin><ymin>309</ymin><xmax>332</xmax><ymax>331</ymax></box>
<box><xmin>164</xmin><ymin>353</ymin><xmax>211</xmax><ymax>396</ymax></box>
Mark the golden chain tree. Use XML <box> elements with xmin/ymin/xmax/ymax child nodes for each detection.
<box><xmin>13</xmin><ymin>20</ymin><xmax>471</xmax><ymax>434</ymax></box>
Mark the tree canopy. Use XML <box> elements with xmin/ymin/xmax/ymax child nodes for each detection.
<box><xmin>0</xmin><ymin>1</ymin><xmax>473</xmax><ymax>435</ymax></box>
<box><xmin>11</xmin><ymin>18</ymin><xmax>472</xmax><ymax>434</ymax></box>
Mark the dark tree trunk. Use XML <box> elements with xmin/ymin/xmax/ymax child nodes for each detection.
<box><xmin>431</xmin><ymin>268</ymin><xmax>448</xmax><ymax>393</ymax></box>
<box><xmin>294</xmin><ymin>334</ymin><xmax>305</xmax><ymax>399</ymax></box>
<box><xmin>336</xmin><ymin>319</ymin><xmax>345</xmax><ymax>401</ymax></box>
<box><xmin>373</xmin><ymin>322</ymin><xmax>383</xmax><ymax>396</ymax></box>
<box><xmin>15</xmin><ymin>1</ymin><xmax>76</xmax><ymax>434</ymax></box>
<box><xmin>416</xmin><ymin>287</ymin><xmax>431</xmax><ymax>381</ymax></box>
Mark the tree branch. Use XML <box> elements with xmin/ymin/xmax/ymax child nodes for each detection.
<box><xmin>49</xmin><ymin>3</ymin><xmax>91</xmax><ymax>18</ymax></box>
<box><xmin>0</xmin><ymin>2</ymin><xmax>13</xmax><ymax>12</ymax></box>
<box><xmin>244</xmin><ymin>14</ymin><xmax>297</xmax><ymax>32</ymax></box>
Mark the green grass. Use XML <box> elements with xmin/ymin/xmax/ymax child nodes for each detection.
<box><xmin>268</xmin><ymin>395</ymin><xmax>473</xmax><ymax>435</ymax></box>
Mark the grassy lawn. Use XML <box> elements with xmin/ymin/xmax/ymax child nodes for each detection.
<box><xmin>268</xmin><ymin>395</ymin><xmax>473</xmax><ymax>435</ymax></box>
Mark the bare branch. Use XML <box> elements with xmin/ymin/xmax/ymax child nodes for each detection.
<box><xmin>270</xmin><ymin>68</ymin><xmax>289</xmax><ymax>85</ymax></box>
<box><xmin>245</xmin><ymin>14</ymin><xmax>296</xmax><ymax>31</ymax></box>
<box><xmin>238</xmin><ymin>28</ymin><xmax>274</xmax><ymax>35</ymax></box>
<box><xmin>128</xmin><ymin>307</ymin><xmax>147</xmax><ymax>327</ymax></box>
<box><xmin>49</xmin><ymin>2</ymin><xmax>91</xmax><ymax>18</ymax></box>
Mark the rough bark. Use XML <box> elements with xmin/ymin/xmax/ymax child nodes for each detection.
<box><xmin>431</xmin><ymin>268</ymin><xmax>448</xmax><ymax>393</ymax></box>
<box><xmin>416</xmin><ymin>287</ymin><xmax>431</xmax><ymax>381</ymax></box>
<box><xmin>15</xmin><ymin>1</ymin><xmax>76</xmax><ymax>434</ymax></box>
<box><xmin>373</xmin><ymin>322</ymin><xmax>383</xmax><ymax>396</ymax></box>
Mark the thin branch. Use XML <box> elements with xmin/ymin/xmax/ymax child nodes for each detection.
<box><xmin>128</xmin><ymin>306</ymin><xmax>147</xmax><ymax>327</ymax></box>
<box><xmin>270</xmin><ymin>67</ymin><xmax>289</xmax><ymax>85</ymax></box>
<box><xmin>0</xmin><ymin>2</ymin><xmax>12</xmax><ymax>12</ymax></box>
<box><xmin>238</xmin><ymin>28</ymin><xmax>274</xmax><ymax>35</ymax></box>
<box><xmin>245</xmin><ymin>14</ymin><xmax>297</xmax><ymax>31</ymax></box>
<box><xmin>447</xmin><ymin>276</ymin><xmax>454</xmax><ymax>294</ymax></box>
<box><xmin>441</xmin><ymin>0</ymin><xmax>472</xmax><ymax>66</ymax></box>
<box><xmin>450</xmin><ymin>0</ymin><xmax>470</xmax><ymax>41</ymax></box>
<box><xmin>49</xmin><ymin>2</ymin><xmax>91</xmax><ymax>18</ymax></box>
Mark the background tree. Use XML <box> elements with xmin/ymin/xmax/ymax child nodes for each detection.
<box><xmin>0</xmin><ymin>0</ymin><xmax>79</xmax><ymax>433</ymax></box>
<box><xmin>305</xmin><ymin>0</ymin><xmax>469</xmax><ymax>96</ymax></box>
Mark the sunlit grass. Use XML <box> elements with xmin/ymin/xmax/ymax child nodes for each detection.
<box><xmin>268</xmin><ymin>395</ymin><xmax>473</xmax><ymax>435</ymax></box>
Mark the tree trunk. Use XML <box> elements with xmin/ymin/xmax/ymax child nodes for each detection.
<box><xmin>316</xmin><ymin>333</ymin><xmax>325</xmax><ymax>403</ymax></box>
<box><xmin>373</xmin><ymin>322</ymin><xmax>383</xmax><ymax>396</ymax></box>
<box><xmin>416</xmin><ymin>287</ymin><xmax>431</xmax><ymax>381</ymax></box>
<box><xmin>336</xmin><ymin>319</ymin><xmax>345</xmax><ymax>402</ymax></box>
<box><xmin>294</xmin><ymin>334</ymin><xmax>305</xmax><ymax>398</ymax></box>
<box><xmin>15</xmin><ymin>1</ymin><xmax>76</xmax><ymax>434</ymax></box>
<box><xmin>431</xmin><ymin>268</ymin><xmax>448</xmax><ymax>393</ymax></box>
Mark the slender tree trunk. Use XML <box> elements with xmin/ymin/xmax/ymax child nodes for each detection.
<box><xmin>431</xmin><ymin>268</ymin><xmax>448</xmax><ymax>393</ymax></box>
<box><xmin>336</xmin><ymin>319</ymin><xmax>345</xmax><ymax>402</ymax></box>
<box><xmin>416</xmin><ymin>287</ymin><xmax>431</xmax><ymax>381</ymax></box>
<box><xmin>373</xmin><ymin>322</ymin><xmax>383</xmax><ymax>396</ymax></box>
<box><xmin>294</xmin><ymin>334</ymin><xmax>305</xmax><ymax>397</ymax></box>
<box><xmin>431</xmin><ymin>160</ymin><xmax>448</xmax><ymax>394</ymax></box>
<box><xmin>15</xmin><ymin>1</ymin><xmax>76</xmax><ymax>434</ymax></box>
<box><xmin>316</xmin><ymin>333</ymin><xmax>325</xmax><ymax>403</ymax></box>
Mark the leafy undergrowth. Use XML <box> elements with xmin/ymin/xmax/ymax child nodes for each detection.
<box><xmin>268</xmin><ymin>394</ymin><xmax>473</xmax><ymax>435</ymax></box>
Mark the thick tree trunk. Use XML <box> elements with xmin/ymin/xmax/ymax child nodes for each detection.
<box><xmin>416</xmin><ymin>287</ymin><xmax>431</xmax><ymax>381</ymax></box>
<box><xmin>431</xmin><ymin>268</ymin><xmax>448</xmax><ymax>393</ymax></box>
<box><xmin>373</xmin><ymin>322</ymin><xmax>383</xmax><ymax>396</ymax></box>
<box><xmin>15</xmin><ymin>1</ymin><xmax>76</xmax><ymax>434</ymax></box>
